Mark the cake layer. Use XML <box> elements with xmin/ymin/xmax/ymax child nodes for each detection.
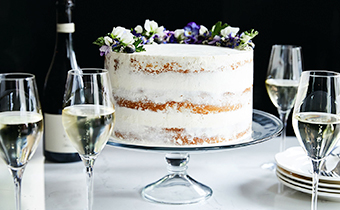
<box><xmin>108</xmin><ymin>66</ymin><xmax>252</xmax><ymax>105</ymax></box>
<box><xmin>115</xmin><ymin>104</ymin><xmax>251</xmax><ymax>129</ymax></box>
<box><xmin>114</xmin><ymin>127</ymin><xmax>252</xmax><ymax>146</ymax></box>
<box><xmin>113</xmin><ymin>105</ymin><xmax>252</xmax><ymax>146</ymax></box>
<box><xmin>106</xmin><ymin>44</ymin><xmax>253</xmax><ymax>73</ymax></box>
<box><xmin>115</xmin><ymin>92</ymin><xmax>251</xmax><ymax>114</ymax></box>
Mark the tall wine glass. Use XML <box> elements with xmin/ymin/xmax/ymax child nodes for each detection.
<box><xmin>292</xmin><ymin>70</ymin><xmax>340</xmax><ymax>210</ymax></box>
<box><xmin>61</xmin><ymin>68</ymin><xmax>115</xmax><ymax>210</ymax></box>
<box><xmin>265</xmin><ymin>45</ymin><xmax>303</xmax><ymax>153</ymax></box>
<box><xmin>0</xmin><ymin>73</ymin><xmax>43</xmax><ymax>210</ymax></box>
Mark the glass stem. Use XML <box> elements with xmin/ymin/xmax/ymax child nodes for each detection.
<box><xmin>311</xmin><ymin>159</ymin><xmax>322</xmax><ymax>210</ymax></box>
<box><xmin>82</xmin><ymin>157</ymin><xmax>96</xmax><ymax>210</ymax></box>
<box><xmin>165</xmin><ymin>153</ymin><xmax>190</xmax><ymax>175</ymax></box>
<box><xmin>278</xmin><ymin>109</ymin><xmax>290</xmax><ymax>152</ymax></box>
<box><xmin>9</xmin><ymin>166</ymin><xmax>26</xmax><ymax>210</ymax></box>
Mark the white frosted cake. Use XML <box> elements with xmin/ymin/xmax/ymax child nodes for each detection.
<box><xmin>94</xmin><ymin>19</ymin><xmax>258</xmax><ymax>146</ymax></box>
<box><xmin>105</xmin><ymin>44</ymin><xmax>253</xmax><ymax>146</ymax></box>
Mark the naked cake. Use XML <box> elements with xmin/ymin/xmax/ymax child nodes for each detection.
<box><xmin>94</xmin><ymin>20</ymin><xmax>258</xmax><ymax>146</ymax></box>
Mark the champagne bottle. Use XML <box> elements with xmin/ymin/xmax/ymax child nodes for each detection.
<box><xmin>42</xmin><ymin>0</ymin><xmax>80</xmax><ymax>162</ymax></box>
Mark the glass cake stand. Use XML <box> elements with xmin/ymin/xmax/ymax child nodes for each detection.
<box><xmin>107</xmin><ymin>109</ymin><xmax>283</xmax><ymax>205</ymax></box>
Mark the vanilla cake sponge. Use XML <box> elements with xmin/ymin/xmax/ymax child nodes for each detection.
<box><xmin>105</xmin><ymin>44</ymin><xmax>253</xmax><ymax>146</ymax></box>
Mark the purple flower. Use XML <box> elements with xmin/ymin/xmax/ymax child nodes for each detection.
<box><xmin>184</xmin><ymin>22</ymin><xmax>200</xmax><ymax>38</ymax></box>
<box><xmin>222</xmin><ymin>35</ymin><xmax>240</xmax><ymax>48</ymax></box>
<box><xmin>208</xmin><ymin>35</ymin><xmax>221</xmax><ymax>45</ymax></box>
<box><xmin>164</xmin><ymin>31</ymin><xmax>178</xmax><ymax>43</ymax></box>
<box><xmin>99</xmin><ymin>45</ymin><xmax>111</xmax><ymax>56</ymax></box>
<box><xmin>131</xmin><ymin>29</ymin><xmax>140</xmax><ymax>37</ymax></box>
<box><xmin>140</xmin><ymin>36</ymin><xmax>148</xmax><ymax>44</ymax></box>
<box><xmin>184</xmin><ymin>37</ymin><xmax>198</xmax><ymax>44</ymax></box>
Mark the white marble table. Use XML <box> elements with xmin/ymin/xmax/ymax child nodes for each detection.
<box><xmin>0</xmin><ymin>136</ymin><xmax>339</xmax><ymax>210</ymax></box>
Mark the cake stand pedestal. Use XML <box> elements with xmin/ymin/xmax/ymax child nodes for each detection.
<box><xmin>142</xmin><ymin>152</ymin><xmax>212</xmax><ymax>204</ymax></box>
<box><xmin>107</xmin><ymin>109</ymin><xmax>283</xmax><ymax>205</ymax></box>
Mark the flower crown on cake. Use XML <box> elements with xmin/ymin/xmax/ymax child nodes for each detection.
<box><xmin>93</xmin><ymin>19</ymin><xmax>258</xmax><ymax>55</ymax></box>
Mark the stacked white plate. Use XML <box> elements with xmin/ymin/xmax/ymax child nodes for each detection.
<box><xmin>275</xmin><ymin>147</ymin><xmax>340</xmax><ymax>201</ymax></box>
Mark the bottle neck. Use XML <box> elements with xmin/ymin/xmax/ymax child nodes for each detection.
<box><xmin>57</xmin><ymin>23</ymin><xmax>75</xmax><ymax>33</ymax></box>
<box><xmin>56</xmin><ymin>33</ymin><xmax>78</xmax><ymax>69</ymax></box>
<box><xmin>55</xmin><ymin>0</ymin><xmax>78</xmax><ymax>69</ymax></box>
<box><xmin>57</xmin><ymin>0</ymin><xmax>75</xmax><ymax>24</ymax></box>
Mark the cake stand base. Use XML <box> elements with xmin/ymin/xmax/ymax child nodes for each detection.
<box><xmin>108</xmin><ymin>109</ymin><xmax>283</xmax><ymax>205</ymax></box>
<box><xmin>141</xmin><ymin>153</ymin><xmax>212</xmax><ymax>205</ymax></box>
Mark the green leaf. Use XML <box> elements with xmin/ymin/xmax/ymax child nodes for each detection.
<box><xmin>136</xmin><ymin>46</ymin><xmax>146</xmax><ymax>52</ymax></box>
<box><xmin>244</xmin><ymin>29</ymin><xmax>259</xmax><ymax>39</ymax></box>
<box><xmin>211</xmin><ymin>21</ymin><xmax>229</xmax><ymax>37</ymax></box>
<box><xmin>93</xmin><ymin>37</ymin><xmax>105</xmax><ymax>46</ymax></box>
<box><xmin>133</xmin><ymin>38</ymin><xmax>143</xmax><ymax>47</ymax></box>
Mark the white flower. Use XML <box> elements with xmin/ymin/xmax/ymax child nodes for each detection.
<box><xmin>144</xmin><ymin>19</ymin><xmax>158</xmax><ymax>31</ymax></box>
<box><xmin>144</xmin><ymin>19</ymin><xmax>159</xmax><ymax>36</ymax></box>
<box><xmin>199</xmin><ymin>25</ymin><xmax>208</xmax><ymax>35</ymax></box>
<box><xmin>111</xmin><ymin>26</ymin><xmax>126</xmax><ymax>38</ymax></box>
<box><xmin>174</xmin><ymin>29</ymin><xmax>185</xmax><ymax>39</ymax></box>
<box><xmin>155</xmin><ymin>26</ymin><xmax>164</xmax><ymax>36</ymax></box>
<box><xmin>148</xmin><ymin>37</ymin><xmax>154</xmax><ymax>44</ymax></box>
<box><xmin>134</xmin><ymin>25</ymin><xmax>143</xmax><ymax>34</ymax></box>
<box><xmin>155</xmin><ymin>26</ymin><xmax>165</xmax><ymax>38</ymax></box>
<box><xmin>221</xmin><ymin>26</ymin><xmax>240</xmax><ymax>37</ymax></box>
<box><xmin>111</xmin><ymin>26</ymin><xmax>134</xmax><ymax>45</ymax></box>
<box><xmin>240</xmin><ymin>33</ymin><xmax>252</xmax><ymax>43</ymax></box>
<box><xmin>104</xmin><ymin>36</ymin><xmax>113</xmax><ymax>46</ymax></box>
<box><xmin>120</xmin><ymin>31</ymin><xmax>134</xmax><ymax>45</ymax></box>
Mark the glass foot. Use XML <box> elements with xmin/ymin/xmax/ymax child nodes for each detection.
<box><xmin>142</xmin><ymin>153</ymin><xmax>212</xmax><ymax>205</ymax></box>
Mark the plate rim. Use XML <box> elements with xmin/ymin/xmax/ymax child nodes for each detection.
<box><xmin>276</xmin><ymin>166</ymin><xmax>340</xmax><ymax>189</ymax></box>
<box><xmin>275</xmin><ymin>146</ymin><xmax>340</xmax><ymax>182</ymax></box>
<box><xmin>276</xmin><ymin>168</ymin><xmax>340</xmax><ymax>193</ymax></box>
<box><xmin>277</xmin><ymin>175</ymin><xmax>340</xmax><ymax>201</ymax></box>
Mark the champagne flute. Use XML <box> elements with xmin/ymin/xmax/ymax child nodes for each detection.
<box><xmin>61</xmin><ymin>68</ymin><xmax>115</xmax><ymax>210</ymax></box>
<box><xmin>265</xmin><ymin>45</ymin><xmax>303</xmax><ymax>153</ymax></box>
<box><xmin>0</xmin><ymin>73</ymin><xmax>43</xmax><ymax>210</ymax></box>
<box><xmin>292</xmin><ymin>70</ymin><xmax>340</xmax><ymax>210</ymax></box>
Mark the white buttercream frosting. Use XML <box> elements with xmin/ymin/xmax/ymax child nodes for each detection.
<box><xmin>105</xmin><ymin>44</ymin><xmax>253</xmax><ymax>146</ymax></box>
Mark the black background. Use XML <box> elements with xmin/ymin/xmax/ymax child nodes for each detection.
<box><xmin>1</xmin><ymin>0</ymin><xmax>340</xmax><ymax>136</ymax></box>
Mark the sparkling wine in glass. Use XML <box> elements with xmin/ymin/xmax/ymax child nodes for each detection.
<box><xmin>292</xmin><ymin>70</ymin><xmax>340</xmax><ymax>210</ymax></box>
<box><xmin>61</xmin><ymin>68</ymin><xmax>115</xmax><ymax>210</ymax></box>
<box><xmin>265</xmin><ymin>45</ymin><xmax>302</xmax><ymax>153</ymax></box>
<box><xmin>0</xmin><ymin>73</ymin><xmax>43</xmax><ymax>210</ymax></box>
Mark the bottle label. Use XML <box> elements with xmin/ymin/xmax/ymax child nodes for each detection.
<box><xmin>44</xmin><ymin>113</ymin><xmax>77</xmax><ymax>153</ymax></box>
<box><xmin>57</xmin><ymin>23</ymin><xmax>75</xmax><ymax>33</ymax></box>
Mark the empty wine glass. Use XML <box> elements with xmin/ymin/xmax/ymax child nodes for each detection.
<box><xmin>265</xmin><ymin>45</ymin><xmax>303</xmax><ymax>153</ymax></box>
<box><xmin>61</xmin><ymin>68</ymin><xmax>115</xmax><ymax>210</ymax></box>
<box><xmin>293</xmin><ymin>70</ymin><xmax>340</xmax><ymax>210</ymax></box>
<box><xmin>0</xmin><ymin>73</ymin><xmax>44</xmax><ymax>210</ymax></box>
